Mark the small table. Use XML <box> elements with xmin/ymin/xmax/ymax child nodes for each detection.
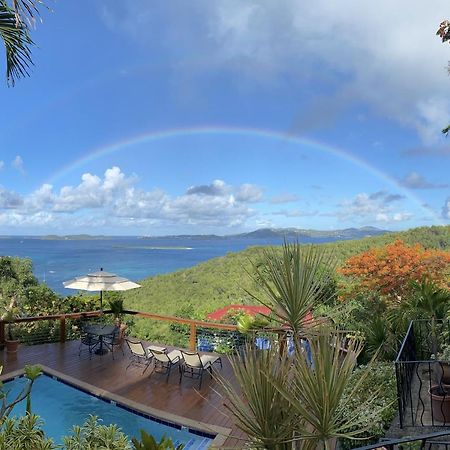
<box><xmin>85</xmin><ymin>324</ymin><xmax>117</xmax><ymax>355</ymax></box>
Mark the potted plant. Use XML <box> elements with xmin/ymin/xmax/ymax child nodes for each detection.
<box><xmin>2</xmin><ymin>298</ymin><xmax>21</xmax><ymax>354</ymax></box>
<box><xmin>429</xmin><ymin>343</ymin><xmax>450</xmax><ymax>422</ymax></box>
<box><xmin>108</xmin><ymin>298</ymin><xmax>124</xmax><ymax>326</ymax></box>
<box><xmin>437</xmin><ymin>344</ymin><xmax>450</xmax><ymax>385</ymax></box>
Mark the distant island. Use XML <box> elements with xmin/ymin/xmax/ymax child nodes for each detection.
<box><xmin>0</xmin><ymin>227</ymin><xmax>390</xmax><ymax>241</ymax></box>
<box><xmin>141</xmin><ymin>226</ymin><xmax>390</xmax><ymax>241</ymax></box>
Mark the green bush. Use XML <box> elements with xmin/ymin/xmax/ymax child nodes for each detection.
<box><xmin>340</xmin><ymin>361</ymin><xmax>397</xmax><ymax>450</ymax></box>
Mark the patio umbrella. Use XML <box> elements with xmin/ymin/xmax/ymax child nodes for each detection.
<box><xmin>63</xmin><ymin>268</ymin><xmax>141</xmax><ymax>310</ymax></box>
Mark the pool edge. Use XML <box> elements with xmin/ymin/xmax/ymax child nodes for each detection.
<box><xmin>0</xmin><ymin>365</ymin><xmax>231</xmax><ymax>448</ymax></box>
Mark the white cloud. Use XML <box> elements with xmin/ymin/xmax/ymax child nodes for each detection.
<box><xmin>1</xmin><ymin>167</ymin><xmax>260</xmax><ymax>230</ymax></box>
<box><xmin>400</xmin><ymin>171</ymin><xmax>448</xmax><ymax>189</ymax></box>
<box><xmin>11</xmin><ymin>155</ymin><xmax>24</xmax><ymax>174</ymax></box>
<box><xmin>100</xmin><ymin>0</ymin><xmax>450</xmax><ymax>142</ymax></box>
<box><xmin>270</xmin><ymin>193</ymin><xmax>300</xmax><ymax>204</ymax></box>
<box><xmin>337</xmin><ymin>191</ymin><xmax>412</xmax><ymax>224</ymax></box>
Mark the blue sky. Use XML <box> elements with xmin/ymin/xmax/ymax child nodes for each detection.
<box><xmin>0</xmin><ymin>0</ymin><xmax>449</xmax><ymax>235</ymax></box>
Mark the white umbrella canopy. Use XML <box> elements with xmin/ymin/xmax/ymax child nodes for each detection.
<box><xmin>63</xmin><ymin>268</ymin><xmax>141</xmax><ymax>309</ymax></box>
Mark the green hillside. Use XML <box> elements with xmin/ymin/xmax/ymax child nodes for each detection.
<box><xmin>123</xmin><ymin>225</ymin><xmax>450</xmax><ymax>343</ymax></box>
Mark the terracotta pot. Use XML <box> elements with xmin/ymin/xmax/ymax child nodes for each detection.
<box><xmin>441</xmin><ymin>363</ymin><xmax>450</xmax><ymax>384</ymax></box>
<box><xmin>5</xmin><ymin>339</ymin><xmax>19</xmax><ymax>354</ymax></box>
<box><xmin>429</xmin><ymin>385</ymin><xmax>450</xmax><ymax>423</ymax></box>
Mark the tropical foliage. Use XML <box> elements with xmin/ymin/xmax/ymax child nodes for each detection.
<box><xmin>339</xmin><ymin>240</ymin><xmax>450</xmax><ymax>300</ymax></box>
<box><xmin>0</xmin><ymin>0</ymin><xmax>45</xmax><ymax>85</ymax></box>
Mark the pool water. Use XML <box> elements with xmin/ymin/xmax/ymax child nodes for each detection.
<box><xmin>5</xmin><ymin>375</ymin><xmax>212</xmax><ymax>449</ymax></box>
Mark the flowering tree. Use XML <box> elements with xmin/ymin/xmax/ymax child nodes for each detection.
<box><xmin>339</xmin><ymin>240</ymin><xmax>450</xmax><ymax>299</ymax></box>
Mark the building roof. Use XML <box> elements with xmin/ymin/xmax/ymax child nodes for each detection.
<box><xmin>206</xmin><ymin>304</ymin><xmax>271</xmax><ymax>321</ymax></box>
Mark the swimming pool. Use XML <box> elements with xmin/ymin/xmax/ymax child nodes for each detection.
<box><xmin>4</xmin><ymin>373</ymin><xmax>214</xmax><ymax>449</ymax></box>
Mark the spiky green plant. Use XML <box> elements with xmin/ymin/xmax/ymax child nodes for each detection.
<box><xmin>247</xmin><ymin>242</ymin><xmax>336</xmax><ymax>350</ymax></box>
<box><xmin>220</xmin><ymin>330</ymin><xmax>387</xmax><ymax>450</ymax></box>
<box><xmin>219</xmin><ymin>344</ymin><xmax>296</xmax><ymax>449</ymax></box>
<box><xmin>131</xmin><ymin>430</ymin><xmax>184</xmax><ymax>450</ymax></box>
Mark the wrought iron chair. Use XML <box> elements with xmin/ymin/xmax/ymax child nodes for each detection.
<box><xmin>104</xmin><ymin>328</ymin><xmax>125</xmax><ymax>360</ymax></box>
<box><xmin>147</xmin><ymin>348</ymin><xmax>182</xmax><ymax>381</ymax></box>
<box><xmin>179</xmin><ymin>350</ymin><xmax>222</xmax><ymax>389</ymax></box>
<box><xmin>78</xmin><ymin>329</ymin><xmax>99</xmax><ymax>358</ymax></box>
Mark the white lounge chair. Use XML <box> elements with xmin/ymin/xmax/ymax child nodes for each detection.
<box><xmin>147</xmin><ymin>348</ymin><xmax>182</xmax><ymax>381</ymax></box>
<box><xmin>125</xmin><ymin>339</ymin><xmax>154</xmax><ymax>374</ymax></box>
<box><xmin>179</xmin><ymin>350</ymin><xmax>222</xmax><ymax>388</ymax></box>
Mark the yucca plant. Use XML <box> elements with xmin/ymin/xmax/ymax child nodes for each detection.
<box><xmin>220</xmin><ymin>329</ymin><xmax>386</xmax><ymax>450</ymax></box>
<box><xmin>132</xmin><ymin>430</ymin><xmax>184</xmax><ymax>450</ymax></box>
<box><xmin>247</xmin><ymin>242</ymin><xmax>336</xmax><ymax>351</ymax></box>
<box><xmin>219</xmin><ymin>344</ymin><xmax>296</xmax><ymax>449</ymax></box>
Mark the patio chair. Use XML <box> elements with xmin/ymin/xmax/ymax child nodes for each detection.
<box><xmin>104</xmin><ymin>328</ymin><xmax>125</xmax><ymax>360</ymax></box>
<box><xmin>78</xmin><ymin>330</ymin><xmax>99</xmax><ymax>358</ymax></box>
<box><xmin>147</xmin><ymin>348</ymin><xmax>182</xmax><ymax>382</ymax></box>
<box><xmin>125</xmin><ymin>338</ymin><xmax>154</xmax><ymax>374</ymax></box>
<box><xmin>179</xmin><ymin>350</ymin><xmax>222</xmax><ymax>389</ymax></box>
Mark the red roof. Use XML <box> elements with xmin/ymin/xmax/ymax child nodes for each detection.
<box><xmin>206</xmin><ymin>304</ymin><xmax>270</xmax><ymax>321</ymax></box>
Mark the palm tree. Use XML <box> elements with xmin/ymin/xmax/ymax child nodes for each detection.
<box><xmin>0</xmin><ymin>0</ymin><xmax>42</xmax><ymax>86</ymax></box>
<box><xmin>390</xmin><ymin>279</ymin><xmax>450</xmax><ymax>357</ymax></box>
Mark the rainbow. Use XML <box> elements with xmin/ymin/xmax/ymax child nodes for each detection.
<box><xmin>47</xmin><ymin>125</ymin><xmax>442</xmax><ymax>224</ymax></box>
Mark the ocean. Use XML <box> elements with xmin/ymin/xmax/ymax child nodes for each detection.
<box><xmin>0</xmin><ymin>235</ymin><xmax>336</xmax><ymax>295</ymax></box>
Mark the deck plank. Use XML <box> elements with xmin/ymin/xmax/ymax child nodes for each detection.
<box><xmin>0</xmin><ymin>340</ymin><xmax>246</xmax><ymax>448</ymax></box>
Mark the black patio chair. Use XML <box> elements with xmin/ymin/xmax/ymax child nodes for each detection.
<box><xmin>104</xmin><ymin>328</ymin><xmax>125</xmax><ymax>360</ymax></box>
<box><xmin>78</xmin><ymin>330</ymin><xmax>99</xmax><ymax>358</ymax></box>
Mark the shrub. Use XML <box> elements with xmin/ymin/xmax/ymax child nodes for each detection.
<box><xmin>340</xmin><ymin>361</ymin><xmax>397</xmax><ymax>450</ymax></box>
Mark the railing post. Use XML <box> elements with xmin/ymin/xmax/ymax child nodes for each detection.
<box><xmin>0</xmin><ymin>321</ymin><xmax>4</xmax><ymax>348</ymax></box>
<box><xmin>189</xmin><ymin>323</ymin><xmax>197</xmax><ymax>351</ymax></box>
<box><xmin>60</xmin><ymin>316</ymin><xmax>66</xmax><ymax>343</ymax></box>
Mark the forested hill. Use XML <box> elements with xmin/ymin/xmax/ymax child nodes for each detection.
<box><xmin>123</xmin><ymin>225</ymin><xmax>450</xmax><ymax>339</ymax></box>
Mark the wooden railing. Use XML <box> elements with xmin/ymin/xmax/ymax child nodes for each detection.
<box><xmin>0</xmin><ymin>309</ymin><xmax>239</xmax><ymax>351</ymax></box>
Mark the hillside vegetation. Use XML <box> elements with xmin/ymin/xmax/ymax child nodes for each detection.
<box><xmin>123</xmin><ymin>225</ymin><xmax>450</xmax><ymax>342</ymax></box>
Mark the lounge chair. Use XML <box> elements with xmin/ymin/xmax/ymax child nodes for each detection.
<box><xmin>125</xmin><ymin>338</ymin><xmax>154</xmax><ymax>374</ymax></box>
<box><xmin>147</xmin><ymin>348</ymin><xmax>182</xmax><ymax>381</ymax></box>
<box><xmin>179</xmin><ymin>350</ymin><xmax>222</xmax><ymax>389</ymax></box>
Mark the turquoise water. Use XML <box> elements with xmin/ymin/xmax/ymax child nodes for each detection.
<box><xmin>5</xmin><ymin>375</ymin><xmax>212</xmax><ymax>448</ymax></box>
<box><xmin>0</xmin><ymin>235</ymin><xmax>337</xmax><ymax>295</ymax></box>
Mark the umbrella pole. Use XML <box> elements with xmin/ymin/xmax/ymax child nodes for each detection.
<box><xmin>100</xmin><ymin>290</ymin><xmax>103</xmax><ymax>311</ymax></box>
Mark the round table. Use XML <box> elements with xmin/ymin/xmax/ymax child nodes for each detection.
<box><xmin>85</xmin><ymin>324</ymin><xmax>117</xmax><ymax>355</ymax></box>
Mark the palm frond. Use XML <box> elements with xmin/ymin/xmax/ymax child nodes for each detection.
<box><xmin>0</xmin><ymin>1</ymin><xmax>34</xmax><ymax>86</ymax></box>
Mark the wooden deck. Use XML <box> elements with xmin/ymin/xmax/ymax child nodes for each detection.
<box><xmin>0</xmin><ymin>340</ymin><xmax>247</xmax><ymax>448</ymax></box>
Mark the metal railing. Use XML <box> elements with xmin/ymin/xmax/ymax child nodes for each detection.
<box><xmin>395</xmin><ymin>319</ymin><xmax>450</xmax><ymax>428</ymax></box>
<box><xmin>0</xmin><ymin>308</ymin><xmax>244</xmax><ymax>352</ymax></box>
<box><xmin>354</xmin><ymin>430</ymin><xmax>450</xmax><ymax>450</ymax></box>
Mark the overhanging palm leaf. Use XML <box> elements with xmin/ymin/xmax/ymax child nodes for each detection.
<box><xmin>0</xmin><ymin>0</ymin><xmax>33</xmax><ymax>85</ymax></box>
